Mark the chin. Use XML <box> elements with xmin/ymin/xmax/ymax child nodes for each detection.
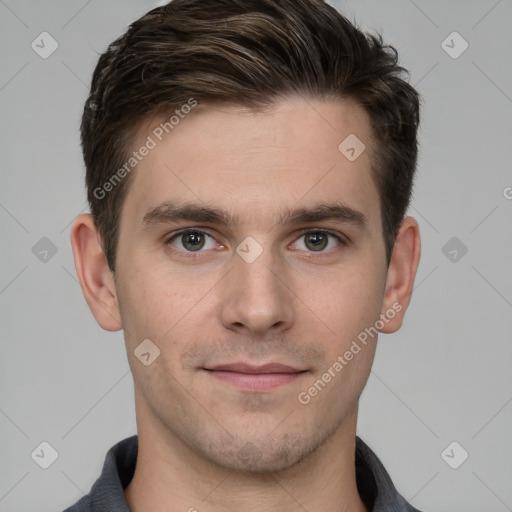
<box><xmin>199</xmin><ymin>429</ymin><xmax>328</xmax><ymax>475</ymax></box>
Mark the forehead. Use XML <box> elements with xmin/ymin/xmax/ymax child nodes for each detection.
<box><xmin>123</xmin><ymin>95</ymin><xmax>381</xmax><ymax>232</ymax></box>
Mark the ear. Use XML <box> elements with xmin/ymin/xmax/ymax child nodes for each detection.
<box><xmin>379</xmin><ymin>216</ymin><xmax>421</xmax><ymax>333</ymax></box>
<box><xmin>70</xmin><ymin>214</ymin><xmax>122</xmax><ymax>331</ymax></box>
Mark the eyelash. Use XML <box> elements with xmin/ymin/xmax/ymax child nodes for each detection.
<box><xmin>164</xmin><ymin>228</ymin><xmax>348</xmax><ymax>258</ymax></box>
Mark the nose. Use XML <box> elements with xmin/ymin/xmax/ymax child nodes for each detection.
<box><xmin>218</xmin><ymin>246</ymin><xmax>295</xmax><ymax>336</ymax></box>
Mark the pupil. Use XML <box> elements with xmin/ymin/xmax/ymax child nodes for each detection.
<box><xmin>306</xmin><ymin>233</ymin><xmax>327</xmax><ymax>251</ymax></box>
<box><xmin>184</xmin><ymin>232</ymin><xmax>204</xmax><ymax>251</ymax></box>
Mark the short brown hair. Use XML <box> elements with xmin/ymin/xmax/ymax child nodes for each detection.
<box><xmin>81</xmin><ymin>0</ymin><xmax>420</xmax><ymax>271</ymax></box>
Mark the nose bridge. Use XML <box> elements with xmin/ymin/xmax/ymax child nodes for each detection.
<box><xmin>219</xmin><ymin>241</ymin><xmax>295</xmax><ymax>334</ymax></box>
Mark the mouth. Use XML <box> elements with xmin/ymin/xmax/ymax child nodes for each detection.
<box><xmin>203</xmin><ymin>362</ymin><xmax>308</xmax><ymax>392</ymax></box>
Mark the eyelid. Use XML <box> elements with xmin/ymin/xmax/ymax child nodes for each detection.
<box><xmin>165</xmin><ymin>227</ymin><xmax>349</xmax><ymax>256</ymax></box>
<box><xmin>165</xmin><ymin>227</ymin><xmax>219</xmax><ymax>247</ymax></box>
<box><xmin>166</xmin><ymin>227</ymin><xmax>214</xmax><ymax>239</ymax></box>
<box><xmin>165</xmin><ymin>227</ymin><xmax>348</xmax><ymax>243</ymax></box>
<box><xmin>293</xmin><ymin>227</ymin><xmax>349</xmax><ymax>243</ymax></box>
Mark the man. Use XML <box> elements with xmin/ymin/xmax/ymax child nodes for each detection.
<box><xmin>66</xmin><ymin>0</ymin><xmax>422</xmax><ymax>510</ymax></box>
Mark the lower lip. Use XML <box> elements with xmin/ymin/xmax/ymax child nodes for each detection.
<box><xmin>206</xmin><ymin>370</ymin><xmax>305</xmax><ymax>392</ymax></box>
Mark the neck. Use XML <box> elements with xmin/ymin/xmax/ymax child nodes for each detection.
<box><xmin>125</xmin><ymin>397</ymin><xmax>367</xmax><ymax>512</ymax></box>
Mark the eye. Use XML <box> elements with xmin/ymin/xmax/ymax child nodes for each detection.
<box><xmin>167</xmin><ymin>229</ymin><xmax>219</xmax><ymax>252</ymax></box>
<box><xmin>292</xmin><ymin>230</ymin><xmax>343</xmax><ymax>252</ymax></box>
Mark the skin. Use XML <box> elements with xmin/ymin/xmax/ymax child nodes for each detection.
<box><xmin>71</xmin><ymin>95</ymin><xmax>421</xmax><ymax>512</ymax></box>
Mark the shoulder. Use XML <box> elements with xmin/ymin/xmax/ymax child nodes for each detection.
<box><xmin>61</xmin><ymin>435</ymin><xmax>138</xmax><ymax>512</ymax></box>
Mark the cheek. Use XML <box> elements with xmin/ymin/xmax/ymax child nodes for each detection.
<box><xmin>116</xmin><ymin>263</ymin><xmax>171</xmax><ymax>343</ymax></box>
<box><xmin>116</xmin><ymin>258</ymin><xmax>214</xmax><ymax>351</ymax></box>
<box><xmin>296</xmin><ymin>263</ymin><xmax>385</xmax><ymax>341</ymax></box>
<box><xmin>118</xmin><ymin>273</ymin><xmax>193</xmax><ymax>393</ymax></box>
<box><xmin>298</xmin><ymin>268</ymin><xmax>383</xmax><ymax>409</ymax></box>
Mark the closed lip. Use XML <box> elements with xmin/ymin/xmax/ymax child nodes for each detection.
<box><xmin>205</xmin><ymin>363</ymin><xmax>306</xmax><ymax>374</ymax></box>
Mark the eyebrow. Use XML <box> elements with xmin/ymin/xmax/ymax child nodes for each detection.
<box><xmin>141</xmin><ymin>200</ymin><xmax>368</xmax><ymax>231</ymax></box>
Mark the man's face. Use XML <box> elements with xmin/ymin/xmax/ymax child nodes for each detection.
<box><xmin>114</xmin><ymin>95</ymin><xmax>390</xmax><ymax>472</ymax></box>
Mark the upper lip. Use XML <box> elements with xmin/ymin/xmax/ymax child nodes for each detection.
<box><xmin>206</xmin><ymin>363</ymin><xmax>305</xmax><ymax>374</ymax></box>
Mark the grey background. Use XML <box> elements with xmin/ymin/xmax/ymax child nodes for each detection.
<box><xmin>1</xmin><ymin>0</ymin><xmax>511</xmax><ymax>511</ymax></box>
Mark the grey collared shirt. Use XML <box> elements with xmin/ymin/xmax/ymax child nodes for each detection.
<box><xmin>63</xmin><ymin>435</ymin><xmax>422</xmax><ymax>511</ymax></box>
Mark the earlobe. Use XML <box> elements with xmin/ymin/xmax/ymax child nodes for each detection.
<box><xmin>70</xmin><ymin>214</ymin><xmax>122</xmax><ymax>331</ymax></box>
<box><xmin>379</xmin><ymin>216</ymin><xmax>421</xmax><ymax>334</ymax></box>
